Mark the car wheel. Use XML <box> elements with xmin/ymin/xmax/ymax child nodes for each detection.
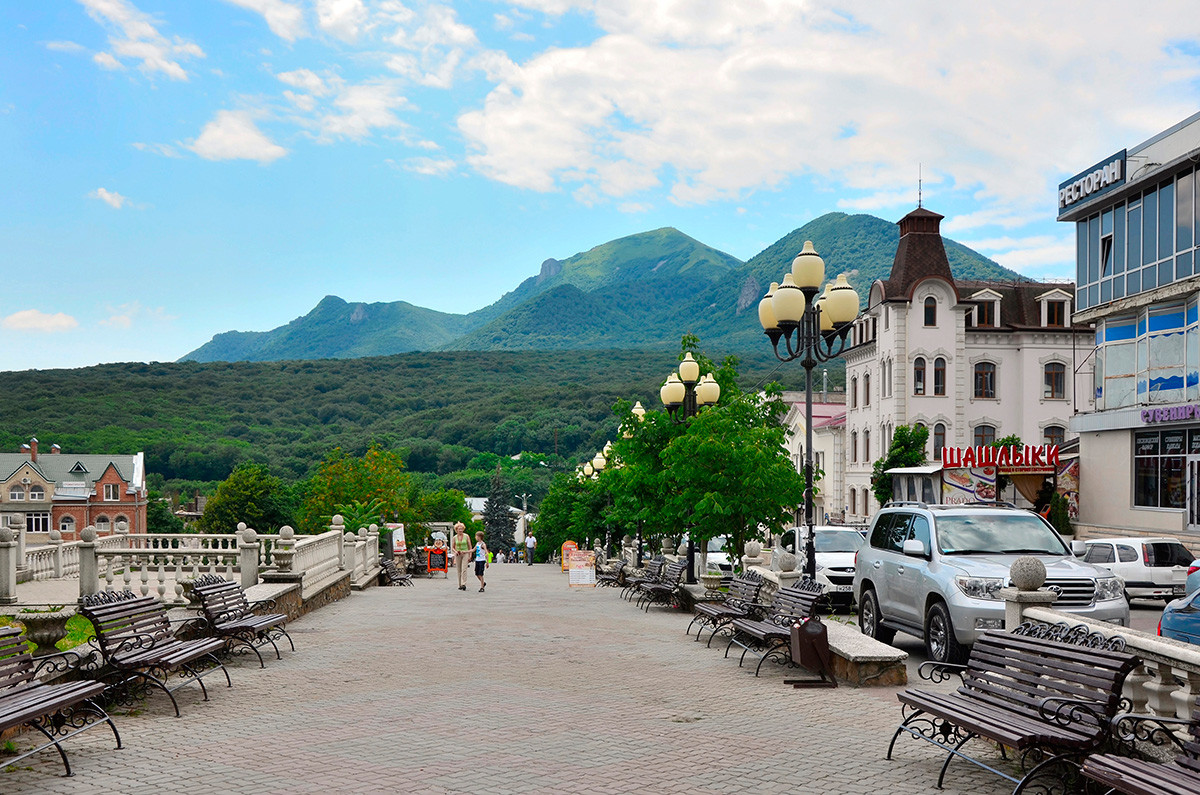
<box><xmin>925</xmin><ymin>601</ymin><xmax>968</xmax><ymax>665</ymax></box>
<box><xmin>858</xmin><ymin>587</ymin><xmax>896</xmax><ymax>644</ymax></box>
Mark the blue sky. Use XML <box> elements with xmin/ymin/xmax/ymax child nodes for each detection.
<box><xmin>3</xmin><ymin>1</ymin><xmax>1200</xmax><ymax>371</ymax></box>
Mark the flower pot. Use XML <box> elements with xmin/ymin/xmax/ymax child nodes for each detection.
<box><xmin>17</xmin><ymin>609</ymin><xmax>74</xmax><ymax>656</ymax></box>
<box><xmin>699</xmin><ymin>574</ymin><xmax>723</xmax><ymax>593</ymax></box>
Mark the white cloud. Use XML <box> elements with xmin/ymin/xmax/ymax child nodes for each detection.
<box><xmin>132</xmin><ymin>141</ymin><xmax>182</xmax><ymax>158</ymax></box>
<box><xmin>954</xmin><ymin>233</ymin><xmax>1076</xmax><ymax>275</ymax></box>
<box><xmin>318</xmin><ymin>83</ymin><xmax>407</xmax><ymax>140</ymax></box>
<box><xmin>89</xmin><ymin>187</ymin><xmax>129</xmax><ymax>208</ymax></box>
<box><xmin>220</xmin><ymin>0</ymin><xmax>307</xmax><ymax>42</ymax></box>
<box><xmin>189</xmin><ymin>110</ymin><xmax>288</xmax><ymax>163</ymax></box>
<box><xmin>277</xmin><ymin>68</ymin><xmax>329</xmax><ymax>95</ymax></box>
<box><xmin>384</xmin><ymin>4</ymin><xmax>479</xmax><ymax>88</ymax></box>
<box><xmin>79</xmin><ymin>0</ymin><xmax>204</xmax><ymax>81</ymax></box>
<box><xmin>45</xmin><ymin>40</ymin><xmax>85</xmax><ymax>53</ymax></box>
<box><xmin>457</xmin><ymin>0</ymin><xmax>1200</xmax><ymax>226</ymax></box>
<box><xmin>99</xmin><ymin>302</ymin><xmax>174</xmax><ymax>328</ymax></box>
<box><xmin>2</xmin><ymin>310</ymin><xmax>78</xmax><ymax>333</ymax></box>
<box><xmin>403</xmin><ymin>156</ymin><xmax>455</xmax><ymax>175</ymax></box>
<box><xmin>317</xmin><ymin>0</ymin><xmax>369</xmax><ymax>42</ymax></box>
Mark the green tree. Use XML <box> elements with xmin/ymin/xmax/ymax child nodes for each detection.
<box><xmin>197</xmin><ymin>463</ymin><xmax>296</xmax><ymax>533</ymax></box>
<box><xmin>532</xmin><ymin>472</ymin><xmax>586</xmax><ymax>563</ymax></box>
<box><xmin>870</xmin><ymin>425</ymin><xmax>931</xmax><ymax>506</ymax></box>
<box><xmin>991</xmin><ymin>433</ymin><xmax>1023</xmax><ymax>495</ymax></box>
<box><xmin>298</xmin><ymin>445</ymin><xmax>412</xmax><ymax>534</ymax></box>
<box><xmin>146</xmin><ymin>493</ymin><xmax>186</xmax><ymax>534</ymax></box>
<box><xmin>482</xmin><ymin>464</ymin><xmax>516</xmax><ymax>553</ymax></box>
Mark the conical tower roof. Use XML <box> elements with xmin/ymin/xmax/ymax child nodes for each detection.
<box><xmin>880</xmin><ymin>207</ymin><xmax>957</xmax><ymax>300</ymax></box>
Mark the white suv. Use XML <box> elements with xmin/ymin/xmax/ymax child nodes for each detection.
<box><xmin>853</xmin><ymin>503</ymin><xmax>1129</xmax><ymax>664</ymax></box>
<box><xmin>1083</xmin><ymin>537</ymin><xmax>1194</xmax><ymax>602</ymax></box>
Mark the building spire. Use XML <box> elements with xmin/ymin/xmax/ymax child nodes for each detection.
<box><xmin>918</xmin><ymin>164</ymin><xmax>922</xmax><ymax>208</ymax></box>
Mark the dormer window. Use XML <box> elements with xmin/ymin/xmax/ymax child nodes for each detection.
<box><xmin>975</xmin><ymin>302</ymin><xmax>995</xmax><ymax>327</ymax></box>
<box><xmin>70</xmin><ymin>462</ymin><xmax>88</xmax><ymax>474</ymax></box>
<box><xmin>924</xmin><ymin>297</ymin><xmax>937</xmax><ymax>326</ymax></box>
<box><xmin>1047</xmin><ymin>300</ymin><xmax>1067</xmax><ymax>327</ymax></box>
<box><xmin>29</xmin><ymin>486</ymin><xmax>44</xmax><ymax>500</ymax></box>
<box><xmin>967</xmin><ymin>289</ymin><xmax>1002</xmax><ymax>328</ymax></box>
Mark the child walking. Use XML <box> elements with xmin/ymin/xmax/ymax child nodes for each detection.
<box><xmin>473</xmin><ymin>532</ymin><xmax>489</xmax><ymax>592</ymax></box>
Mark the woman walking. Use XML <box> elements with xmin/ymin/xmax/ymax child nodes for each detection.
<box><xmin>451</xmin><ymin>523</ymin><xmax>471</xmax><ymax>591</ymax></box>
<box><xmin>474</xmin><ymin>531</ymin><xmax>489</xmax><ymax>592</ymax></box>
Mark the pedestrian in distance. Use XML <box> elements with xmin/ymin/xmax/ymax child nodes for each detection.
<box><xmin>525</xmin><ymin>531</ymin><xmax>536</xmax><ymax>565</ymax></box>
<box><xmin>474</xmin><ymin>531</ymin><xmax>489</xmax><ymax>592</ymax></box>
<box><xmin>451</xmin><ymin>522</ymin><xmax>471</xmax><ymax>591</ymax></box>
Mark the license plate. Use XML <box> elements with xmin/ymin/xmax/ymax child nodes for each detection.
<box><xmin>1175</xmin><ymin>585</ymin><xmax>1185</xmax><ymax>595</ymax></box>
<box><xmin>833</xmin><ymin>584</ymin><xmax>854</xmax><ymax>592</ymax></box>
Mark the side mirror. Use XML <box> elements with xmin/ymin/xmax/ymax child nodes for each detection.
<box><xmin>1071</xmin><ymin>540</ymin><xmax>1086</xmax><ymax>557</ymax></box>
<box><xmin>902</xmin><ymin>538</ymin><xmax>927</xmax><ymax>558</ymax></box>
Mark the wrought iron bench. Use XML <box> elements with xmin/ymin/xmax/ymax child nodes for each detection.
<box><xmin>379</xmin><ymin>556</ymin><xmax>414</xmax><ymax>586</ymax></box>
<box><xmin>686</xmin><ymin>570</ymin><xmax>766</xmax><ymax>645</ymax></box>
<box><xmin>191</xmin><ymin>575</ymin><xmax>295</xmax><ymax>668</ymax></box>
<box><xmin>596</xmin><ymin>559</ymin><xmax>627</xmax><ymax>588</ymax></box>
<box><xmin>79</xmin><ymin>591</ymin><xmax>232</xmax><ymax>717</ymax></box>
<box><xmin>0</xmin><ymin>626</ymin><xmax>122</xmax><ymax>777</ymax></box>
<box><xmin>888</xmin><ymin>623</ymin><xmax>1139</xmax><ymax>792</ymax></box>
<box><xmin>724</xmin><ymin>578</ymin><xmax>825</xmax><ymax>676</ymax></box>
<box><xmin>1081</xmin><ymin>692</ymin><xmax>1200</xmax><ymax>795</ymax></box>
<box><xmin>635</xmin><ymin>559</ymin><xmax>688</xmax><ymax>612</ymax></box>
<box><xmin>622</xmin><ymin>558</ymin><xmax>665</xmax><ymax>602</ymax></box>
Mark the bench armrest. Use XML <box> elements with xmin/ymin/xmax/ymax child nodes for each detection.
<box><xmin>30</xmin><ymin>647</ymin><xmax>103</xmax><ymax>680</ymax></box>
<box><xmin>917</xmin><ymin>661</ymin><xmax>967</xmax><ymax>683</ymax></box>
<box><xmin>247</xmin><ymin>597</ymin><xmax>278</xmax><ymax>612</ymax></box>
<box><xmin>106</xmin><ymin>632</ymin><xmax>162</xmax><ymax>656</ymax></box>
<box><xmin>1112</xmin><ymin>711</ymin><xmax>1193</xmax><ymax>752</ymax></box>
<box><xmin>1036</xmin><ymin>696</ymin><xmax>1106</xmax><ymax>728</ymax></box>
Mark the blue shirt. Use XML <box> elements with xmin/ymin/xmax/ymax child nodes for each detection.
<box><xmin>474</xmin><ymin>542</ymin><xmax>486</xmax><ymax>561</ymax></box>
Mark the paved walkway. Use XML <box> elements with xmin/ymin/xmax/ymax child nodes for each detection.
<box><xmin>2</xmin><ymin>565</ymin><xmax>1009</xmax><ymax>794</ymax></box>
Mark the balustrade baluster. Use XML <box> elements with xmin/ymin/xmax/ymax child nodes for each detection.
<box><xmin>104</xmin><ymin>554</ymin><xmax>116</xmax><ymax>592</ymax></box>
<box><xmin>156</xmin><ymin>559</ymin><xmax>167</xmax><ymax>601</ymax></box>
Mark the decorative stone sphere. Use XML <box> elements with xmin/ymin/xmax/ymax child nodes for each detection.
<box><xmin>49</xmin><ymin>529</ymin><xmax>62</xmax><ymax>542</ymax></box>
<box><xmin>81</xmin><ymin>526</ymin><xmax>98</xmax><ymax>543</ymax></box>
<box><xmin>778</xmin><ymin>551</ymin><xmax>799</xmax><ymax>572</ymax></box>
<box><xmin>279</xmin><ymin>526</ymin><xmax>294</xmax><ymax>540</ymax></box>
<box><xmin>344</xmin><ymin>531</ymin><xmax>357</xmax><ymax>541</ymax></box>
<box><xmin>369</xmin><ymin>523</ymin><xmax>378</xmax><ymax>533</ymax></box>
<box><xmin>237</xmin><ymin>522</ymin><xmax>247</xmax><ymax>532</ymax></box>
<box><xmin>745</xmin><ymin>540</ymin><xmax>763</xmax><ymax>557</ymax></box>
<box><xmin>240</xmin><ymin>526</ymin><xmax>257</xmax><ymax>543</ymax></box>
<box><xmin>677</xmin><ymin>543</ymin><xmax>687</xmax><ymax>556</ymax></box>
<box><xmin>332</xmin><ymin>514</ymin><xmax>344</xmax><ymax>526</ymax></box>
<box><xmin>1010</xmin><ymin>556</ymin><xmax>1047</xmax><ymax>591</ymax></box>
<box><xmin>0</xmin><ymin>527</ymin><xmax>13</xmax><ymax>543</ymax></box>
<box><xmin>116</xmin><ymin>520</ymin><xmax>128</xmax><ymax>532</ymax></box>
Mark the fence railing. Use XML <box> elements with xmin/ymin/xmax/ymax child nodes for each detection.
<box><xmin>0</xmin><ymin>516</ymin><xmax>380</xmax><ymax>605</ymax></box>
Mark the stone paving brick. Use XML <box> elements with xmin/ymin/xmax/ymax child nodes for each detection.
<box><xmin>0</xmin><ymin>565</ymin><xmax>1014</xmax><ymax>793</ymax></box>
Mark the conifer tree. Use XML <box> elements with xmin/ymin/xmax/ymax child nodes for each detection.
<box><xmin>482</xmin><ymin>464</ymin><xmax>516</xmax><ymax>554</ymax></box>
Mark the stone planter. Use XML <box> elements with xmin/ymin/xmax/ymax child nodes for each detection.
<box><xmin>16</xmin><ymin>608</ymin><xmax>74</xmax><ymax>656</ymax></box>
<box><xmin>699</xmin><ymin>573</ymin><xmax>724</xmax><ymax>594</ymax></box>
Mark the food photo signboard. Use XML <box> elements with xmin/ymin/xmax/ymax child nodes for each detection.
<box><xmin>568</xmin><ymin>549</ymin><xmax>597</xmax><ymax>588</ymax></box>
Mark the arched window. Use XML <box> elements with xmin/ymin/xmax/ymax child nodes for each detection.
<box><xmin>850</xmin><ymin>377</ymin><xmax>857</xmax><ymax>408</ymax></box>
<box><xmin>1044</xmin><ymin>362</ymin><xmax>1066</xmax><ymax>399</ymax></box>
<box><xmin>29</xmin><ymin>485</ymin><xmax>44</xmax><ymax>501</ymax></box>
<box><xmin>1044</xmin><ymin>425</ymin><xmax>1065</xmax><ymax>447</ymax></box>
<box><xmin>8</xmin><ymin>487</ymin><xmax>23</xmax><ymax>501</ymax></box>
<box><xmin>934</xmin><ymin>357</ymin><xmax>946</xmax><ymax>396</ymax></box>
<box><xmin>850</xmin><ymin>431</ymin><xmax>858</xmax><ymax>463</ymax></box>
<box><xmin>974</xmin><ymin>424</ymin><xmax>996</xmax><ymax>446</ymax></box>
<box><xmin>913</xmin><ymin>357</ymin><xmax>926</xmax><ymax>395</ymax></box>
<box><xmin>864</xmin><ymin>430</ymin><xmax>871</xmax><ymax>461</ymax></box>
<box><xmin>850</xmin><ymin>489</ymin><xmax>857</xmax><ymax>514</ymax></box>
<box><xmin>59</xmin><ymin>515</ymin><xmax>75</xmax><ymax>534</ymax></box>
<box><xmin>924</xmin><ymin>297</ymin><xmax>937</xmax><ymax>326</ymax></box>
<box><xmin>95</xmin><ymin>516</ymin><xmax>110</xmax><ymax>533</ymax></box>
<box><xmin>973</xmin><ymin>362</ymin><xmax>996</xmax><ymax>399</ymax></box>
<box><xmin>864</xmin><ymin>373</ymin><xmax>871</xmax><ymax>406</ymax></box>
<box><xmin>933</xmin><ymin>423</ymin><xmax>946</xmax><ymax>460</ymax></box>
<box><xmin>114</xmin><ymin>515</ymin><xmax>129</xmax><ymax>532</ymax></box>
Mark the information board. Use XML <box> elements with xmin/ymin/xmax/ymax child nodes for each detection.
<box><xmin>568</xmin><ymin>550</ymin><xmax>597</xmax><ymax>587</ymax></box>
<box><xmin>561</xmin><ymin>541</ymin><xmax>578</xmax><ymax>572</ymax></box>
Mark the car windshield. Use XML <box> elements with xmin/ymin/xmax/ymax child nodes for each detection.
<box><xmin>935</xmin><ymin>514</ymin><xmax>1067</xmax><ymax>555</ymax></box>
<box><xmin>814</xmin><ymin>531</ymin><xmax>864</xmax><ymax>553</ymax></box>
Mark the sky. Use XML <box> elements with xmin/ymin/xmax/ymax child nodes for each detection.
<box><xmin>3</xmin><ymin>1</ymin><xmax>1200</xmax><ymax>371</ymax></box>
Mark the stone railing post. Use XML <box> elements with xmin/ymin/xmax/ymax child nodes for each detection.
<box><xmin>11</xmin><ymin>513</ymin><xmax>26</xmax><ymax>573</ymax></box>
<box><xmin>775</xmin><ymin>551</ymin><xmax>803</xmax><ymax>590</ymax></box>
<box><xmin>344</xmin><ymin>531</ymin><xmax>358</xmax><ymax>575</ymax></box>
<box><xmin>367</xmin><ymin>523</ymin><xmax>379</xmax><ymax>555</ymax></box>
<box><xmin>49</xmin><ymin>528</ymin><xmax>64</xmax><ymax>578</ymax></box>
<box><xmin>77</xmin><ymin>525</ymin><xmax>100</xmax><ymax>599</ymax></box>
<box><xmin>331</xmin><ymin>515</ymin><xmax>347</xmax><ymax>570</ymax></box>
<box><xmin>741</xmin><ymin>540</ymin><xmax>765</xmax><ymax>571</ymax></box>
<box><xmin>239</xmin><ymin>526</ymin><xmax>260</xmax><ymax>589</ymax></box>
<box><xmin>272</xmin><ymin>526</ymin><xmax>295</xmax><ymax>572</ymax></box>
<box><xmin>0</xmin><ymin>527</ymin><xmax>17</xmax><ymax>605</ymax></box>
<box><xmin>998</xmin><ymin>556</ymin><xmax>1058</xmax><ymax>629</ymax></box>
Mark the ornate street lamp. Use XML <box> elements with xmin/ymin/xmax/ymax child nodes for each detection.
<box><xmin>758</xmin><ymin>240</ymin><xmax>861</xmax><ymax>579</ymax></box>
<box><xmin>658</xmin><ymin>353</ymin><xmax>721</xmax><ymax>582</ymax></box>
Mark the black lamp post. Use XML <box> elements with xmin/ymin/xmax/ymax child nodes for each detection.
<box><xmin>758</xmin><ymin>241</ymin><xmax>861</xmax><ymax>579</ymax></box>
<box><xmin>659</xmin><ymin>354</ymin><xmax>721</xmax><ymax>583</ymax></box>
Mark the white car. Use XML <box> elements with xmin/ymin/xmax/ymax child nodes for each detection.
<box><xmin>1083</xmin><ymin>537</ymin><xmax>1194</xmax><ymax>602</ymax></box>
<box><xmin>789</xmin><ymin>526</ymin><xmax>864</xmax><ymax>609</ymax></box>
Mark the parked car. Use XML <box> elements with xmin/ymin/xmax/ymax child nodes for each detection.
<box><xmin>1160</xmin><ymin>590</ymin><xmax>1200</xmax><ymax>645</ymax></box>
<box><xmin>853</xmin><ymin>503</ymin><xmax>1129</xmax><ymax>664</ymax></box>
<box><xmin>1083</xmin><ymin>537</ymin><xmax>1193</xmax><ymax>602</ymax></box>
<box><xmin>1188</xmin><ymin>559</ymin><xmax>1200</xmax><ymax>596</ymax></box>
<box><xmin>811</xmin><ymin>527</ymin><xmax>865</xmax><ymax>609</ymax></box>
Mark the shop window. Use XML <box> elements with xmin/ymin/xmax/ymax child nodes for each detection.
<box><xmin>933</xmin><ymin>423</ymin><xmax>946</xmax><ymax>460</ymax></box>
<box><xmin>913</xmin><ymin>357</ymin><xmax>926</xmax><ymax>395</ymax></box>
<box><xmin>973</xmin><ymin>362</ymin><xmax>996</xmax><ymax>399</ymax></box>
<box><xmin>973</xmin><ymin>424</ymin><xmax>996</xmax><ymax>446</ymax></box>
<box><xmin>1044</xmin><ymin>363</ymin><xmax>1066</xmax><ymax>399</ymax></box>
<box><xmin>1134</xmin><ymin>430</ymin><xmax>1186</xmax><ymax>508</ymax></box>
<box><xmin>924</xmin><ymin>297</ymin><xmax>937</xmax><ymax>327</ymax></box>
<box><xmin>934</xmin><ymin>358</ymin><xmax>946</xmax><ymax>396</ymax></box>
<box><xmin>1044</xmin><ymin>425</ymin><xmax>1065</xmax><ymax>447</ymax></box>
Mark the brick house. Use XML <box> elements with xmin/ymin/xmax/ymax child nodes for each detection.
<box><xmin>0</xmin><ymin>437</ymin><xmax>147</xmax><ymax>541</ymax></box>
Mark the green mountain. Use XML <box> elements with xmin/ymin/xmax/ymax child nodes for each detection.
<box><xmin>181</xmin><ymin>212</ymin><xmax>1020</xmax><ymax>362</ymax></box>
